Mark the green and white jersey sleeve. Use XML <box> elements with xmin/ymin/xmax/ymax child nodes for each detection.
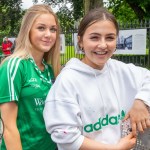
<box><xmin>0</xmin><ymin>57</ymin><xmax>23</xmax><ymax>102</ymax></box>
<box><xmin>0</xmin><ymin>57</ymin><xmax>56</xmax><ymax>150</ymax></box>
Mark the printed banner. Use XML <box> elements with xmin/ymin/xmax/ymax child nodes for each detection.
<box><xmin>115</xmin><ymin>29</ymin><xmax>147</xmax><ymax>55</ymax></box>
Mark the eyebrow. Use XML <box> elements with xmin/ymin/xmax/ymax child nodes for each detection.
<box><xmin>36</xmin><ymin>23</ymin><xmax>57</xmax><ymax>27</ymax></box>
<box><xmin>89</xmin><ymin>33</ymin><xmax>116</xmax><ymax>36</ymax></box>
<box><xmin>107</xmin><ymin>33</ymin><xmax>116</xmax><ymax>36</ymax></box>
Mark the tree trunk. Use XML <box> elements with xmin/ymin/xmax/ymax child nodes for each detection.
<box><xmin>84</xmin><ymin>0</ymin><xmax>103</xmax><ymax>14</ymax></box>
<box><xmin>125</xmin><ymin>1</ymin><xmax>145</xmax><ymax>21</ymax></box>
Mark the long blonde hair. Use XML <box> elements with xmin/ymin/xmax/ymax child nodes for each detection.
<box><xmin>2</xmin><ymin>4</ymin><xmax>60</xmax><ymax>77</ymax></box>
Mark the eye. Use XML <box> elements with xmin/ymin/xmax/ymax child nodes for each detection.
<box><xmin>37</xmin><ymin>26</ymin><xmax>45</xmax><ymax>31</ymax></box>
<box><xmin>50</xmin><ymin>27</ymin><xmax>57</xmax><ymax>33</ymax></box>
<box><xmin>106</xmin><ymin>36</ymin><xmax>116</xmax><ymax>41</ymax></box>
<box><xmin>90</xmin><ymin>36</ymin><xmax>99</xmax><ymax>41</ymax></box>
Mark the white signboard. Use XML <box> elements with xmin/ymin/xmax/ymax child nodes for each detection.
<box><xmin>60</xmin><ymin>34</ymin><xmax>65</xmax><ymax>53</ymax></box>
<box><xmin>115</xmin><ymin>29</ymin><xmax>147</xmax><ymax>55</ymax></box>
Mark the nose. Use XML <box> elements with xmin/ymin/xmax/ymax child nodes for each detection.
<box><xmin>97</xmin><ymin>39</ymin><xmax>107</xmax><ymax>49</ymax></box>
<box><xmin>45</xmin><ymin>29</ymin><xmax>51</xmax><ymax>37</ymax></box>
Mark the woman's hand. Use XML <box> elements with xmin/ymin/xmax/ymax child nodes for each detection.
<box><xmin>123</xmin><ymin>99</ymin><xmax>150</xmax><ymax>136</ymax></box>
<box><xmin>116</xmin><ymin>133</ymin><xmax>136</xmax><ymax>150</ymax></box>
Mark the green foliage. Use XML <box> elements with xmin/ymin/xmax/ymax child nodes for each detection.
<box><xmin>41</xmin><ymin>0</ymin><xmax>84</xmax><ymax>32</ymax></box>
<box><xmin>107</xmin><ymin>0</ymin><xmax>137</xmax><ymax>22</ymax></box>
<box><xmin>125</xmin><ymin>0</ymin><xmax>150</xmax><ymax>20</ymax></box>
<box><xmin>107</xmin><ymin>0</ymin><xmax>150</xmax><ymax>22</ymax></box>
<box><xmin>40</xmin><ymin>0</ymin><xmax>150</xmax><ymax>29</ymax></box>
<box><xmin>56</xmin><ymin>6</ymin><xmax>75</xmax><ymax>31</ymax></box>
<box><xmin>71</xmin><ymin>0</ymin><xmax>83</xmax><ymax>20</ymax></box>
<box><xmin>0</xmin><ymin>0</ymin><xmax>24</xmax><ymax>42</ymax></box>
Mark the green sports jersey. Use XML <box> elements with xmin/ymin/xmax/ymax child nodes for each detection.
<box><xmin>0</xmin><ymin>57</ymin><xmax>57</xmax><ymax>150</ymax></box>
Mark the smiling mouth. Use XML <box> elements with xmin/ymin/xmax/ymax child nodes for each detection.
<box><xmin>43</xmin><ymin>41</ymin><xmax>50</xmax><ymax>43</ymax></box>
<box><xmin>94</xmin><ymin>51</ymin><xmax>107</xmax><ymax>55</ymax></box>
<box><xmin>42</xmin><ymin>41</ymin><xmax>51</xmax><ymax>46</ymax></box>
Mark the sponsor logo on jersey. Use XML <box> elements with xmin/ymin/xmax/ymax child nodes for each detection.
<box><xmin>29</xmin><ymin>78</ymin><xmax>37</xmax><ymax>82</ymax></box>
<box><xmin>34</xmin><ymin>98</ymin><xmax>45</xmax><ymax>106</ymax></box>
<box><xmin>31</xmin><ymin>84</ymin><xmax>40</xmax><ymax>88</ymax></box>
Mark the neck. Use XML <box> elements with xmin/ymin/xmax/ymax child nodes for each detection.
<box><xmin>32</xmin><ymin>54</ymin><xmax>44</xmax><ymax>71</ymax></box>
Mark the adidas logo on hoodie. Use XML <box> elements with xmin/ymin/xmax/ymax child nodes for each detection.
<box><xmin>84</xmin><ymin>110</ymin><xmax>126</xmax><ymax>133</ymax></box>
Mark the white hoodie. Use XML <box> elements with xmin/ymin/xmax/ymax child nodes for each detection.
<box><xmin>43</xmin><ymin>58</ymin><xmax>150</xmax><ymax>150</ymax></box>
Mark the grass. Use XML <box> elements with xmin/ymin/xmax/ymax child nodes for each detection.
<box><xmin>0</xmin><ymin>46</ymin><xmax>149</xmax><ymax>67</ymax></box>
<box><xmin>61</xmin><ymin>46</ymin><xmax>84</xmax><ymax>65</ymax></box>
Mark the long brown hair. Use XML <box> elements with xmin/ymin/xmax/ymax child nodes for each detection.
<box><xmin>78</xmin><ymin>7</ymin><xmax>119</xmax><ymax>42</ymax></box>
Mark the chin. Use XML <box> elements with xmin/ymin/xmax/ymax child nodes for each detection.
<box><xmin>44</xmin><ymin>49</ymin><xmax>51</xmax><ymax>53</ymax></box>
<box><xmin>42</xmin><ymin>47</ymin><xmax>51</xmax><ymax>52</ymax></box>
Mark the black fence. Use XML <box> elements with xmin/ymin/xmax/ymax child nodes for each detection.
<box><xmin>60</xmin><ymin>20</ymin><xmax>150</xmax><ymax>68</ymax></box>
<box><xmin>1</xmin><ymin>20</ymin><xmax>150</xmax><ymax>68</ymax></box>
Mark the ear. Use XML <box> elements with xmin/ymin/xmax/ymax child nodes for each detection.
<box><xmin>77</xmin><ymin>36</ymin><xmax>83</xmax><ymax>48</ymax></box>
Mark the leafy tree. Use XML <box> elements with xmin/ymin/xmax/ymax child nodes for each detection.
<box><xmin>33</xmin><ymin>0</ymin><xmax>102</xmax><ymax>31</ymax></box>
<box><xmin>84</xmin><ymin>0</ymin><xmax>103</xmax><ymax>14</ymax></box>
<box><xmin>41</xmin><ymin>0</ymin><xmax>83</xmax><ymax>29</ymax></box>
<box><xmin>32</xmin><ymin>0</ymin><xmax>150</xmax><ymax>32</ymax></box>
<box><xmin>0</xmin><ymin>0</ymin><xmax>24</xmax><ymax>37</ymax></box>
<box><xmin>56</xmin><ymin>6</ymin><xmax>74</xmax><ymax>31</ymax></box>
<box><xmin>125</xmin><ymin>0</ymin><xmax>150</xmax><ymax>20</ymax></box>
<box><xmin>107</xmin><ymin>0</ymin><xmax>150</xmax><ymax>22</ymax></box>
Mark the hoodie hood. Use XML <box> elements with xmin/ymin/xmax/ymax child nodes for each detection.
<box><xmin>63</xmin><ymin>58</ymin><xmax>108</xmax><ymax>76</ymax></box>
<box><xmin>62</xmin><ymin>58</ymin><xmax>116</xmax><ymax>116</ymax></box>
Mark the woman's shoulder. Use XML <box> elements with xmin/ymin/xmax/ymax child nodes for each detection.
<box><xmin>3</xmin><ymin>57</ymin><xmax>23</xmax><ymax>64</ymax></box>
<box><xmin>1</xmin><ymin>57</ymin><xmax>28</xmax><ymax>70</ymax></box>
<box><xmin>108</xmin><ymin>58</ymin><xmax>134</xmax><ymax>68</ymax></box>
<box><xmin>108</xmin><ymin>58</ymin><xmax>148</xmax><ymax>74</ymax></box>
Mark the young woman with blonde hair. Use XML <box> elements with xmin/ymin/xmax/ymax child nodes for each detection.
<box><xmin>0</xmin><ymin>4</ymin><xmax>60</xmax><ymax>150</ymax></box>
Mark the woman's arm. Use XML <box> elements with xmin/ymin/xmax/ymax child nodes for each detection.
<box><xmin>44</xmin><ymin>99</ymin><xmax>136</xmax><ymax>150</ymax></box>
<box><xmin>80</xmin><ymin>134</ymin><xmax>136</xmax><ymax>150</ymax></box>
<box><xmin>124</xmin><ymin>99</ymin><xmax>150</xmax><ymax>136</ymax></box>
<box><xmin>122</xmin><ymin>64</ymin><xmax>150</xmax><ymax>136</ymax></box>
<box><xmin>0</xmin><ymin>101</ymin><xmax>22</xmax><ymax>150</ymax></box>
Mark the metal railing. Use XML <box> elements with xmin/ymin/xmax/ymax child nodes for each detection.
<box><xmin>1</xmin><ymin>20</ymin><xmax>150</xmax><ymax>68</ymax></box>
<box><xmin>59</xmin><ymin>20</ymin><xmax>150</xmax><ymax>68</ymax></box>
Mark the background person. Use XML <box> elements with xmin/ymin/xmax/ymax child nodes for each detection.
<box><xmin>0</xmin><ymin>4</ymin><xmax>60</xmax><ymax>150</ymax></box>
<box><xmin>1</xmin><ymin>37</ymin><xmax>12</xmax><ymax>55</ymax></box>
<box><xmin>43</xmin><ymin>8</ymin><xmax>150</xmax><ymax>150</ymax></box>
<box><xmin>10</xmin><ymin>38</ymin><xmax>16</xmax><ymax>53</ymax></box>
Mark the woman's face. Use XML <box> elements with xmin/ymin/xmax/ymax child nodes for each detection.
<box><xmin>30</xmin><ymin>13</ymin><xmax>57</xmax><ymax>56</ymax></box>
<box><xmin>79</xmin><ymin>20</ymin><xmax>117</xmax><ymax>69</ymax></box>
